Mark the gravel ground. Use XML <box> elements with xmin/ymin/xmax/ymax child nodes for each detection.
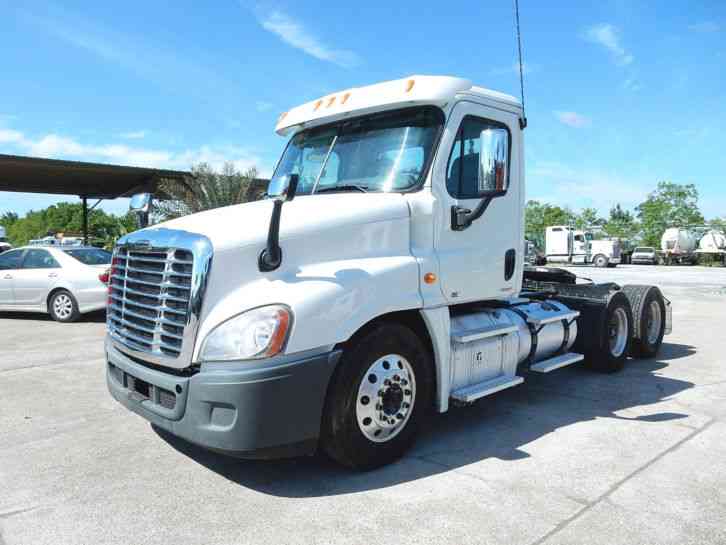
<box><xmin>1</xmin><ymin>264</ymin><xmax>725</xmax><ymax>545</ymax></box>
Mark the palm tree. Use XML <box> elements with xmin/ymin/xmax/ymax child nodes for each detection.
<box><xmin>155</xmin><ymin>162</ymin><xmax>260</xmax><ymax>220</ymax></box>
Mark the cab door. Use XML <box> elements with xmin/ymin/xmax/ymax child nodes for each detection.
<box><xmin>14</xmin><ymin>249</ymin><xmax>62</xmax><ymax>308</ymax></box>
<box><xmin>0</xmin><ymin>249</ymin><xmax>24</xmax><ymax>306</ymax></box>
<box><xmin>432</xmin><ymin>101</ymin><xmax>523</xmax><ymax>304</ymax></box>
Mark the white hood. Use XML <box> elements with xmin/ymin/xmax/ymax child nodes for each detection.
<box><xmin>157</xmin><ymin>192</ymin><xmax>411</xmax><ymax>252</ymax></box>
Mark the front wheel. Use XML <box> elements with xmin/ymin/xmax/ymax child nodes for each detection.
<box><xmin>322</xmin><ymin>323</ymin><xmax>434</xmax><ymax>470</ymax></box>
<box><xmin>593</xmin><ymin>254</ymin><xmax>609</xmax><ymax>268</ymax></box>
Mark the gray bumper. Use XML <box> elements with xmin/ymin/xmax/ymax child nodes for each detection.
<box><xmin>106</xmin><ymin>341</ymin><xmax>341</xmax><ymax>459</ymax></box>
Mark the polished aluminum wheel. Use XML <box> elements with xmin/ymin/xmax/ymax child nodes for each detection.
<box><xmin>608</xmin><ymin>307</ymin><xmax>628</xmax><ymax>357</ymax></box>
<box><xmin>646</xmin><ymin>300</ymin><xmax>662</xmax><ymax>345</ymax></box>
<box><xmin>53</xmin><ymin>293</ymin><xmax>73</xmax><ymax>320</ymax></box>
<box><xmin>356</xmin><ymin>354</ymin><xmax>416</xmax><ymax>443</ymax></box>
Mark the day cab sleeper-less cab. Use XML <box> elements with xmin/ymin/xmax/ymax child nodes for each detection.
<box><xmin>106</xmin><ymin>76</ymin><xmax>671</xmax><ymax>469</ymax></box>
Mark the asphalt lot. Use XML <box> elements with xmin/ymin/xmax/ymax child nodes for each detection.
<box><xmin>1</xmin><ymin>264</ymin><xmax>725</xmax><ymax>545</ymax></box>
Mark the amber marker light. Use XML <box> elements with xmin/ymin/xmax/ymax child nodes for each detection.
<box><xmin>313</xmin><ymin>99</ymin><xmax>323</xmax><ymax>111</ymax></box>
<box><xmin>327</xmin><ymin>96</ymin><xmax>336</xmax><ymax>107</ymax></box>
<box><xmin>424</xmin><ymin>272</ymin><xmax>437</xmax><ymax>284</ymax></box>
<box><xmin>405</xmin><ymin>79</ymin><xmax>416</xmax><ymax>93</ymax></box>
<box><xmin>341</xmin><ymin>92</ymin><xmax>351</xmax><ymax>104</ymax></box>
<box><xmin>277</xmin><ymin>111</ymin><xmax>288</xmax><ymax>123</ymax></box>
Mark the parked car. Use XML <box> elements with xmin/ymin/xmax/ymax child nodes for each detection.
<box><xmin>631</xmin><ymin>246</ymin><xmax>658</xmax><ymax>265</ymax></box>
<box><xmin>0</xmin><ymin>246</ymin><xmax>111</xmax><ymax>322</ymax></box>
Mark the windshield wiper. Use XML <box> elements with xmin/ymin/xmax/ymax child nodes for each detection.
<box><xmin>316</xmin><ymin>185</ymin><xmax>369</xmax><ymax>194</ymax></box>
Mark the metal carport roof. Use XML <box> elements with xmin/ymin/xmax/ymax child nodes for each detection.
<box><xmin>0</xmin><ymin>153</ymin><xmax>190</xmax><ymax>199</ymax></box>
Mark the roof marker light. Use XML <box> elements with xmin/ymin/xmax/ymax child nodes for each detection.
<box><xmin>278</xmin><ymin>111</ymin><xmax>288</xmax><ymax>123</ymax></box>
<box><xmin>313</xmin><ymin>99</ymin><xmax>323</xmax><ymax>111</ymax></box>
<box><xmin>405</xmin><ymin>79</ymin><xmax>415</xmax><ymax>93</ymax></box>
<box><xmin>327</xmin><ymin>96</ymin><xmax>336</xmax><ymax>108</ymax></box>
<box><xmin>341</xmin><ymin>92</ymin><xmax>351</xmax><ymax>104</ymax></box>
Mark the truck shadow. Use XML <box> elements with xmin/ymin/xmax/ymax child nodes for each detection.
<box><xmin>154</xmin><ymin>342</ymin><xmax>696</xmax><ymax>498</ymax></box>
<box><xmin>0</xmin><ymin>309</ymin><xmax>106</xmax><ymax>323</ymax></box>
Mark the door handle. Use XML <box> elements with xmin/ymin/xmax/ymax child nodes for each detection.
<box><xmin>48</xmin><ymin>272</ymin><xmax>58</xmax><ymax>278</ymax></box>
<box><xmin>3</xmin><ymin>274</ymin><xmax>11</xmax><ymax>279</ymax></box>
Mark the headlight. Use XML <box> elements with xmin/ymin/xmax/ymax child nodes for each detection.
<box><xmin>200</xmin><ymin>305</ymin><xmax>292</xmax><ymax>361</ymax></box>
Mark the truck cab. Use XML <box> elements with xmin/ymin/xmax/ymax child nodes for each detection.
<box><xmin>106</xmin><ymin>76</ymin><xmax>668</xmax><ymax>469</ymax></box>
<box><xmin>545</xmin><ymin>226</ymin><xmax>620</xmax><ymax>268</ymax></box>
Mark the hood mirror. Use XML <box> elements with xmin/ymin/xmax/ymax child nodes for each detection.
<box><xmin>259</xmin><ymin>174</ymin><xmax>299</xmax><ymax>272</ymax></box>
<box><xmin>267</xmin><ymin>173</ymin><xmax>299</xmax><ymax>203</ymax></box>
<box><xmin>129</xmin><ymin>192</ymin><xmax>152</xmax><ymax>228</ymax></box>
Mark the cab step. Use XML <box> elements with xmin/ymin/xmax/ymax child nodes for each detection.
<box><xmin>451</xmin><ymin>375</ymin><xmax>524</xmax><ymax>403</ymax></box>
<box><xmin>529</xmin><ymin>352</ymin><xmax>584</xmax><ymax>373</ymax></box>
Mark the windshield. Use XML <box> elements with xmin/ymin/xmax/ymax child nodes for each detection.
<box><xmin>270</xmin><ymin>106</ymin><xmax>444</xmax><ymax>195</ymax></box>
<box><xmin>64</xmin><ymin>248</ymin><xmax>112</xmax><ymax>265</ymax></box>
<box><xmin>634</xmin><ymin>247</ymin><xmax>654</xmax><ymax>253</ymax></box>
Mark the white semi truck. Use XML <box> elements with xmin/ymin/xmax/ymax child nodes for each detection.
<box><xmin>545</xmin><ymin>225</ymin><xmax>621</xmax><ymax>267</ymax></box>
<box><xmin>106</xmin><ymin>76</ymin><xmax>671</xmax><ymax>469</ymax></box>
<box><xmin>0</xmin><ymin>226</ymin><xmax>11</xmax><ymax>253</ymax></box>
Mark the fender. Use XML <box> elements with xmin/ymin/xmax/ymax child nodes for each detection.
<box><xmin>192</xmin><ymin>215</ymin><xmax>423</xmax><ymax>361</ymax></box>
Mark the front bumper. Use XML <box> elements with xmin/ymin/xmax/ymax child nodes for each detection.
<box><xmin>106</xmin><ymin>340</ymin><xmax>341</xmax><ymax>458</ymax></box>
<box><xmin>631</xmin><ymin>257</ymin><xmax>656</xmax><ymax>264</ymax></box>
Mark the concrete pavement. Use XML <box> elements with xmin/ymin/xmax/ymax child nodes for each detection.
<box><xmin>1</xmin><ymin>265</ymin><xmax>725</xmax><ymax>545</ymax></box>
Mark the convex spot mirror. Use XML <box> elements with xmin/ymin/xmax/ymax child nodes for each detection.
<box><xmin>477</xmin><ymin>128</ymin><xmax>509</xmax><ymax>194</ymax></box>
<box><xmin>267</xmin><ymin>174</ymin><xmax>299</xmax><ymax>202</ymax></box>
<box><xmin>129</xmin><ymin>192</ymin><xmax>152</xmax><ymax>213</ymax></box>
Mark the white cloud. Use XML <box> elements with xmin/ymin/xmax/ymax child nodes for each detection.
<box><xmin>554</xmin><ymin>111</ymin><xmax>591</xmax><ymax>128</ymax></box>
<box><xmin>529</xmin><ymin>161</ymin><xmax>648</xmax><ymax>213</ymax></box>
<box><xmin>583</xmin><ymin>24</ymin><xmax>634</xmax><ymax>66</ymax></box>
<box><xmin>119</xmin><ymin>130</ymin><xmax>146</xmax><ymax>139</ymax></box>
<box><xmin>255</xmin><ymin>101</ymin><xmax>274</xmax><ymax>112</ymax></box>
<box><xmin>489</xmin><ymin>62</ymin><xmax>538</xmax><ymax>76</ymax></box>
<box><xmin>0</xmin><ymin>128</ymin><xmax>261</xmax><ymax>172</ymax></box>
<box><xmin>622</xmin><ymin>78</ymin><xmax>642</xmax><ymax>92</ymax></box>
<box><xmin>689</xmin><ymin>22</ymin><xmax>720</xmax><ymax>33</ymax></box>
<box><xmin>259</xmin><ymin>11</ymin><xmax>360</xmax><ymax>68</ymax></box>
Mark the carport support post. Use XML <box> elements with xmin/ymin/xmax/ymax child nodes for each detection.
<box><xmin>82</xmin><ymin>196</ymin><xmax>88</xmax><ymax>245</ymax></box>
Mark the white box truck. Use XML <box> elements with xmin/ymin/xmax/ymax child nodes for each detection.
<box><xmin>545</xmin><ymin>225</ymin><xmax>621</xmax><ymax>268</ymax></box>
<box><xmin>106</xmin><ymin>76</ymin><xmax>671</xmax><ymax>469</ymax></box>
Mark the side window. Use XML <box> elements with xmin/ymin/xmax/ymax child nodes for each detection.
<box><xmin>0</xmin><ymin>250</ymin><xmax>23</xmax><ymax>270</ymax></box>
<box><xmin>446</xmin><ymin>116</ymin><xmax>510</xmax><ymax>199</ymax></box>
<box><xmin>574</xmin><ymin>234</ymin><xmax>584</xmax><ymax>242</ymax></box>
<box><xmin>22</xmin><ymin>249</ymin><xmax>60</xmax><ymax>269</ymax></box>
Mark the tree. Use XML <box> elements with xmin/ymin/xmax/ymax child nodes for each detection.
<box><xmin>155</xmin><ymin>162</ymin><xmax>259</xmax><ymax>220</ymax></box>
<box><xmin>574</xmin><ymin>207</ymin><xmax>604</xmax><ymax>230</ymax></box>
<box><xmin>636</xmin><ymin>182</ymin><xmax>704</xmax><ymax>246</ymax></box>
<box><xmin>604</xmin><ymin>203</ymin><xmax>639</xmax><ymax>241</ymax></box>
<box><xmin>525</xmin><ymin>200</ymin><xmax>575</xmax><ymax>247</ymax></box>
<box><xmin>3</xmin><ymin>203</ymin><xmax>135</xmax><ymax>247</ymax></box>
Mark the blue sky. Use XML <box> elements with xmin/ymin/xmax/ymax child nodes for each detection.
<box><xmin>1</xmin><ymin>0</ymin><xmax>724</xmax><ymax>219</ymax></box>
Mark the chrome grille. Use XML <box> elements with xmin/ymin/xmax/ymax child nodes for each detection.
<box><xmin>108</xmin><ymin>246</ymin><xmax>193</xmax><ymax>359</ymax></box>
<box><xmin>107</xmin><ymin>229</ymin><xmax>213</xmax><ymax>369</ymax></box>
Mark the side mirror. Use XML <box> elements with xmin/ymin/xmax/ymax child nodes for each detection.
<box><xmin>129</xmin><ymin>192</ymin><xmax>152</xmax><ymax>228</ymax></box>
<box><xmin>259</xmin><ymin>174</ymin><xmax>299</xmax><ymax>272</ymax></box>
<box><xmin>478</xmin><ymin>128</ymin><xmax>508</xmax><ymax>194</ymax></box>
<box><xmin>267</xmin><ymin>173</ymin><xmax>299</xmax><ymax>203</ymax></box>
<box><xmin>451</xmin><ymin>127</ymin><xmax>509</xmax><ymax>231</ymax></box>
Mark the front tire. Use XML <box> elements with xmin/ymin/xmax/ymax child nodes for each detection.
<box><xmin>49</xmin><ymin>290</ymin><xmax>80</xmax><ymax>322</ymax></box>
<box><xmin>593</xmin><ymin>254</ymin><xmax>609</xmax><ymax>268</ymax></box>
<box><xmin>322</xmin><ymin>323</ymin><xmax>434</xmax><ymax>470</ymax></box>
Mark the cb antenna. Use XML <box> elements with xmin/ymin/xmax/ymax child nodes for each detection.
<box><xmin>514</xmin><ymin>0</ymin><xmax>527</xmax><ymax>129</ymax></box>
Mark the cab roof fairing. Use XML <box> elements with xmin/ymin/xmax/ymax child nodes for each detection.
<box><xmin>274</xmin><ymin>75</ymin><xmax>524</xmax><ymax>137</ymax></box>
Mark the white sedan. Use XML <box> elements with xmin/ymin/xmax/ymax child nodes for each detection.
<box><xmin>0</xmin><ymin>246</ymin><xmax>110</xmax><ymax>322</ymax></box>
